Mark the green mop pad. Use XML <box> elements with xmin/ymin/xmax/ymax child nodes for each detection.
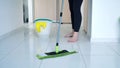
<box><xmin>36</xmin><ymin>50</ymin><xmax>77</xmax><ymax>60</ymax></box>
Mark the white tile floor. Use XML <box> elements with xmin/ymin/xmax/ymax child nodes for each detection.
<box><xmin>0</xmin><ymin>24</ymin><xmax>120</xmax><ymax>68</ymax></box>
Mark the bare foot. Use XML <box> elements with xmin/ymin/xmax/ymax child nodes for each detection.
<box><xmin>68</xmin><ymin>32</ymin><xmax>79</xmax><ymax>42</ymax></box>
<box><xmin>64</xmin><ymin>32</ymin><xmax>74</xmax><ymax>38</ymax></box>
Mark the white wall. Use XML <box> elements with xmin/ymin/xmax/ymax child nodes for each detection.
<box><xmin>0</xmin><ymin>0</ymin><xmax>23</xmax><ymax>36</ymax></box>
<box><xmin>28</xmin><ymin>0</ymin><xmax>34</xmax><ymax>23</ymax></box>
<box><xmin>90</xmin><ymin>0</ymin><xmax>120</xmax><ymax>42</ymax></box>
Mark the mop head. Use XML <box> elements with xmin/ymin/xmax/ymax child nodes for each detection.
<box><xmin>36</xmin><ymin>50</ymin><xmax>77</xmax><ymax>60</ymax></box>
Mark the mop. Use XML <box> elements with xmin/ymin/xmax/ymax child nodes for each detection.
<box><xmin>36</xmin><ymin>0</ymin><xmax>77</xmax><ymax>60</ymax></box>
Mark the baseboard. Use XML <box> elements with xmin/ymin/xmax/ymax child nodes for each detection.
<box><xmin>0</xmin><ymin>25</ymin><xmax>24</xmax><ymax>40</ymax></box>
<box><xmin>91</xmin><ymin>38</ymin><xmax>120</xmax><ymax>43</ymax></box>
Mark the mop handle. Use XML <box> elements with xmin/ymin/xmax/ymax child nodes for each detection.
<box><xmin>56</xmin><ymin>0</ymin><xmax>64</xmax><ymax>46</ymax></box>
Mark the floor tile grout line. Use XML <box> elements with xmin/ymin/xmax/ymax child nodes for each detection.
<box><xmin>71</xmin><ymin>42</ymin><xmax>87</xmax><ymax>68</ymax></box>
<box><xmin>39</xmin><ymin>60</ymin><xmax>44</xmax><ymax>68</ymax></box>
<box><xmin>107</xmin><ymin>45</ymin><xmax>120</xmax><ymax>56</ymax></box>
<box><xmin>45</xmin><ymin>37</ymin><xmax>52</xmax><ymax>52</ymax></box>
<box><xmin>0</xmin><ymin>39</ymin><xmax>25</xmax><ymax>62</ymax></box>
<box><xmin>71</xmin><ymin>42</ymin><xmax>80</xmax><ymax>52</ymax></box>
<box><xmin>78</xmin><ymin>44</ymin><xmax>88</xmax><ymax>68</ymax></box>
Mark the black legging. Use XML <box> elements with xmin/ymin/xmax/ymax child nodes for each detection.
<box><xmin>68</xmin><ymin>0</ymin><xmax>83</xmax><ymax>32</ymax></box>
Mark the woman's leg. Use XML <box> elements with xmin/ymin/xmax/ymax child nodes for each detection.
<box><xmin>68</xmin><ymin>0</ymin><xmax>74</xmax><ymax>30</ymax></box>
<box><xmin>68</xmin><ymin>0</ymin><xmax>83</xmax><ymax>42</ymax></box>
<box><xmin>65</xmin><ymin>0</ymin><xmax>74</xmax><ymax>38</ymax></box>
<box><xmin>73</xmin><ymin>0</ymin><xmax>83</xmax><ymax>32</ymax></box>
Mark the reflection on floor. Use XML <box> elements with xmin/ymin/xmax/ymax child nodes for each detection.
<box><xmin>0</xmin><ymin>24</ymin><xmax>120</xmax><ymax>68</ymax></box>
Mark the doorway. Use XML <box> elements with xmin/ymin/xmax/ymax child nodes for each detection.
<box><xmin>23</xmin><ymin>0</ymin><xmax>29</xmax><ymax>23</ymax></box>
<box><xmin>33</xmin><ymin>0</ymin><xmax>91</xmax><ymax>35</ymax></box>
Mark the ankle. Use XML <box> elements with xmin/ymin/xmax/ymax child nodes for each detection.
<box><xmin>73</xmin><ymin>32</ymin><xmax>79</xmax><ymax>36</ymax></box>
